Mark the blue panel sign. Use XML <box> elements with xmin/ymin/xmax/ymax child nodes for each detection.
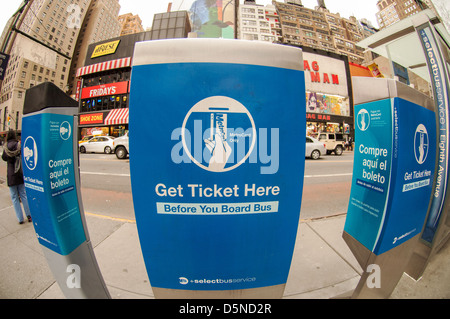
<box><xmin>129</xmin><ymin>40</ymin><xmax>305</xmax><ymax>291</ymax></box>
<box><xmin>22</xmin><ymin>113</ymin><xmax>86</xmax><ymax>255</ymax></box>
<box><xmin>345</xmin><ymin>97</ymin><xmax>436</xmax><ymax>255</ymax></box>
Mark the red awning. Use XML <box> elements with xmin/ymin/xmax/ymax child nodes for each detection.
<box><xmin>76</xmin><ymin>57</ymin><xmax>131</xmax><ymax>77</ymax></box>
<box><xmin>104</xmin><ymin>108</ymin><xmax>129</xmax><ymax>125</ymax></box>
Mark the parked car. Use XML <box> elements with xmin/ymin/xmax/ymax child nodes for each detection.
<box><xmin>78</xmin><ymin>130</ymin><xmax>104</xmax><ymax>144</ymax></box>
<box><xmin>79</xmin><ymin>136</ymin><xmax>115</xmax><ymax>154</ymax></box>
<box><xmin>113</xmin><ymin>132</ymin><xmax>129</xmax><ymax>159</ymax></box>
<box><xmin>305</xmin><ymin>136</ymin><xmax>327</xmax><ymax>160</ymax></box>
<box><xmin>317</xmin><ymin>132</ymin><xmax>346</xmax><ymax>155</ymax></box>
<box><xmin>78</xmin><ymin>135</ymin><xmax>94</xmax><ymax>144</ymax></box>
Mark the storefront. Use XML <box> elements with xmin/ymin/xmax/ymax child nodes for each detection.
<box><xmin>76</xmin><ymin>34</ymin><xmax>143</xmax><ymax>140</ymax></box>
<box><xmin>302</xmin><ymin>48</ymin><xmax>353</xmax><ymax>139</ymax></box>
<box><xmin>78</xmin><ymin>107</ymin><xmax>129</xmax><ymax>138</ymax></box>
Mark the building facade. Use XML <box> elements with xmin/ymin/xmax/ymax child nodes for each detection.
<box><xmin>150</xmin><ymin>11</ymin><xmax>191</xmax><ymax>40</ymax></box>
<box><xmin>302</xmin><ymin>47</ymin><xmax>353</xmax><ymax>137</ymax></box>
<box><xmin>76</xmin><ymin>12</ymin><xmax>191</xmax><ymax>139</ymax></box>
<box><xmin>375</xmin><ymin>0</ymin><xmax>429</xmax><ymax>29</ymax></box>
<box><xmin>238</xmin><ymin>1</ymin><xmax>282</xmax><ymax>42</ymax></box>
<box><xmin>0</xmin><ymin>0</ymin><xmax>92</xmax><ymax>136</ymax></box>
<box><xmin>235</xmin><ymin>1</ymin><xmax>361</xmax><ymax>137</ymax></box>
<box><xmin>76</xmin><ymin>33</ymin><xmax>137</xmax><ymax>139</ymax></box>
<box><xmin>118</xmin><ymin>13</ymin><xmax>144</xmax><ymax>36</ymax></box>
<box><xmin>274</xmin><ymin>1</ymin><xmax>367</xmax><ymax>64</ymax></box>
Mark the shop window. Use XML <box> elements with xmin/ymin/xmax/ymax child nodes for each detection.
<box><xmin>83</xmin><ymin>70</ymin><xmax>131</xmax><ymax>88</ymax></box>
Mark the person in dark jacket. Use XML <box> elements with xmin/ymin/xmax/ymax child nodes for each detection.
<box><xmin>2</xmin><ymin>130</ymin><xmax>32</xmax><ymax>224</ymax></box>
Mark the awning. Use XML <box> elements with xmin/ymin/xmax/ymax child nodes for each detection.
<box><xmin>104</xmin><ymin>108</ymin><xmax>129</xmax><ymax>125</ymax></box>
<box><xmin>76</xmin><ymin>57</ymin><xmax>131</xmax><ymax>77</ymax></box>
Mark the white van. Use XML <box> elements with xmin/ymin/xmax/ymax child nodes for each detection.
<box><xmin>113</xmin><ymin>132</ymin><xmax>129</xmax><ymax>159</ymax></box>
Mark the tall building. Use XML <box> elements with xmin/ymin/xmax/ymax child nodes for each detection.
<box><xmin>376</xmin><ymin>0</ymin><xmax>429</xmax><ymax>29</ymax></box>
<box><xmin>118</xmin><ymin>13</ymin><xmax>144</xmax><ymax>36</ymax></box>
<box><xmin>238</xmin><ymin>1</ymin><xmax>282</xmax><ymax>42</ymax></box>
<box><xmin>67</xmin><ymin>0</ymin><xmax>121</xmax><ymax>98</ymax></box>
<box><xmin>0</xmin><ymin>0</ymin><xmax>92</xmax><ymax>135</ymax></box>
<box><xmin>150</xmin><ymin>11</ymin><xmax>191</xmax><ymax>40</ymax></box>
<box><xmin>75</xmin><ymin>11</ymin><xmax>192</xmax><ymax>139</ymax></box>
<box><xmin>273</xmin><ymin>1</ymin><xmax>367</xmax><ymax>63</ymax></box>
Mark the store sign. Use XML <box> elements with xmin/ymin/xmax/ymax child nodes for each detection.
<box><xmin>306</xmin><ymin>113</ymin><xmax>331</xmax><ymax>121</ymax></box>
<box><xmin>303</xmin><ymin>52</ymin><xmax>348</xmax><ymax>97</ymax></box>
<box><xmin>345</xmin><ymin>97</ymin><xmax>436</xmax><ymax>255</ymax></box>
<box><xmin>91</xmin><ymin>40</ymin><xmax>120</xmax><ymax>58</ymax></box>
<box><xmin>75</xmin><ymin>80</ymin><xmax>81</xmax><ymax>101</ymax></box>
<box><xmin>79</xmin><ymin>112</ymin><xmax>104</xmax><ymax>125</ymax></box>
<box><xmin>81</xmin><ymin>81</ymin><xmax>128</xmax><ymax>99</ymax></box>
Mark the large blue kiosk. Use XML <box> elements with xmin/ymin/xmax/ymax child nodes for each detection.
<box><xmin>129</xmin><ymin>39</ymin><xmax>306</xmax><ymax>298</ymax></box>
<box><xmin>21</xmin><ymin>82</ymin><xmax>110</xmax><ymax>298</ymax></box>
<box><xmin>343</xmin><ymin>77</ymin><xmax>436</xmax><ymax>298</ymax></box>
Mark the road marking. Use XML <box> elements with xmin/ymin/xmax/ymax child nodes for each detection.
<box><xmin>307</xmin><ymin>160</ymin><xmax>353</xmax><ymax>163</ymax></box>
<box><xmin>80</xmin><ymin>171</ymin><xmax>352</xmax><ymax>178</ymax></box>
<box><xmin>304</xmin><ymin>173</ymin><xmax>352</xmax><ymax>178</ymax></box>
<box><xmin>85</xmin><ymin>211</ymin><xmax>136</xmax><ymax>223</ymax></box>
<box><xmin>84</xmin><ymin>211</ymin><xmax>347</xmax><ymax>225</ymax></box>
<box><xmin>80</xmin><ymin>171</ymin><xmax>130</xmax><ymax>177</ymax></box>
<box><xmin>300</xmin><ymin>212</ymin><xmax>347</xmax><ymax>223</ymax></box>
<box><xmin>80</xmin><ymin>157</ymin><xmax>126</xmax><ymax>162</ymax></box>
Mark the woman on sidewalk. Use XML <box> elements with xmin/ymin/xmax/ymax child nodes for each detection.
<box><xmin>2</xmin><ymin>130</ymin><xmax>32</xmax><ymax>224</ymax></box>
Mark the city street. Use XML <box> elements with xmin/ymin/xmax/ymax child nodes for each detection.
<box><xmin>0</xmin><ymin>148</ymin><xmax>353</xmax><ymax>221</ymax></box>
<box><xmin>76</xmin><ymin>150</ymin><xmax>354</xmax><ymax>222</ymax></box>
<box><xmin>302</xmin><ymin>151</ymin><xmax>353</xmax><ymax>220</ymax></box>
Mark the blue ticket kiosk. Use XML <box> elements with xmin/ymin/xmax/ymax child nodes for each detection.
<box><xmin>129</xmin><ymin>39</ymin><xmax>306</xmax><ymax>298</ymax></box>
<box><xmin>343</xmin><ymin>77</ymin><xmax>436</xmax><ymax>298</ymax></box>
<box><xmin>21</xmin><ymin>82</ymin><xmax>110</xmax><ymax>298</ymax></box>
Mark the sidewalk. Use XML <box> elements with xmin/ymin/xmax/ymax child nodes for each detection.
<box><xmin>0</xmin><ymin>182</ymin><xmax>449</xmax><ymax>299</ymax></box>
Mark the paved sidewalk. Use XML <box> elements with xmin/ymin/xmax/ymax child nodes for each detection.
<box><xmin>0</xmin><ymin>183</ymin><xmax>449</xmax><ymax>299</ymax></box>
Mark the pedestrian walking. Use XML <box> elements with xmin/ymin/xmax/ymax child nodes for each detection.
<box><xmin>2</xmin><ymin>130</ymin><xmax>32</xmax><ymax>224</ymax></box>
<box><xmin>348</xmin><ymin>137</ymin><xmax>353</xmax><ymax>151</ymax></box>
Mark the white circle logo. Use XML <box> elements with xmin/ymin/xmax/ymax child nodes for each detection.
<box><xmin>414</xmin><ymin>124</ymin><xmax>429</xmax><ymax>164</ymax></box>
<box><xmin>357</xmin><ymin>109</ymin><xmax>370</xmax><ymax>131</ymax></box>
<box><xmin>60</xmin><ymin>121</ymin><xmax>71</xmax><ymax>140</ymax></box>
<box><xmin>181</xmin><ymin>96</ymin><xmax>256</xmax><ymax>173</ymax></box>
<box><xmin>23</xmin><ymin>136</ymin><xmax>38</xmax><ymax>171</ymax></box>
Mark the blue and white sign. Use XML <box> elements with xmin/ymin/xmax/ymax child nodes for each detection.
<box><xmin>22</xmin><ymin>113</ymin><xmax>86</xmax><ymax>256</ymax></box>
<box><xmin>417</xmin><ymin>24</ymin><xmax>450</xmax><ymax>244</ymax></box>
<box><xmin>129</xmin><ymin>39</ymin><xmax>305</xmax><ymax>291</ymax></box>
<box><xmin>345</xmin><ymin>97</ymin><xmax>436</xmax><ymax>255</ymax></box>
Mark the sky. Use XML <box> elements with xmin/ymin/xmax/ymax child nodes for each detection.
<box><xmin>120</xmin><ymin>0</ymin><xmax>381</xmax><ymax>28</ymax></box>
<box><xmin>0</xmin><ymin>0</ymin><xmax>381</xmax><ymax>34</ymax></box>
<box><xmin>1</xmin><ymin>0</ymin><xmax>449</xmax><ymax>37</ymax></box>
